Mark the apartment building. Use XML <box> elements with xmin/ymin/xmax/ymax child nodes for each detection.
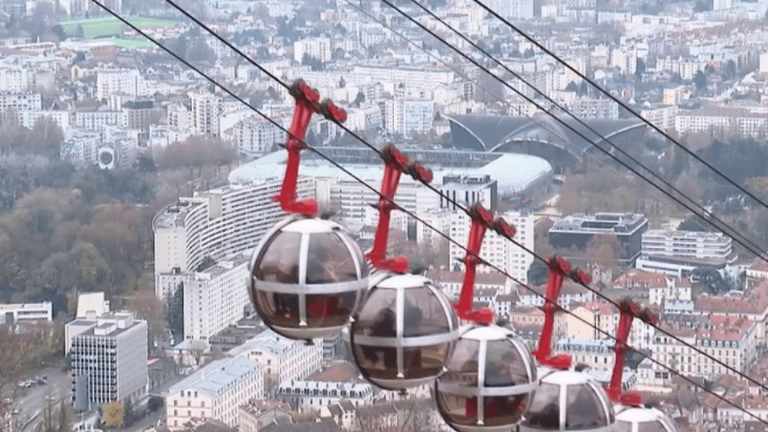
<box><xmin>675</xmin><ymin>106</ymin><xmax>768</xmax><ymax>138</ymax></box>
<box><xmin>230</xmin><ymin>330</ymin><xmax>323</xmax><ymax>390</ymax></box>
<box><xmin>568</xmin><ymin>97</ymin><xmax>620</xmax><ymax>120</ymax></box>
<box><xmin>153</xmin><ymin>178</ymin><xmax>314</xmax><ymax>300</ymax></box>
<box><xmin>448</xmin><ymin>210</ymin><xmax>535</xmax><ymax>284</ymax></box>
<box><xmin>566</xmin><ymin>300</ymin><xmax>654</xmax><ymax>350</ymax></box>
<box><xmin>555</xmin><ymin>338</ymin><xmax>615</xmax><ymax>372</ymax></box>
<box><xmin>379</xmin><ymin>99</ymin><xmax>434</xmax><ymax>137</ymax></box>
<box><xmin>293</xmin><ymin>37</ymin><xmax>332</xmax><ymax>63</ymax></box>
<box><xmin>0</xmin><ymin>91</ymin><xmax>41</xmax><ymax>112</ymax></box>
<box><xmin>0</xmin><ymin>67</ymin><xmax>34</xmax><ymax>91</ymax></box>
<box><xmin>67</xmin><ymin>311</ymin><xmax>148</xmax><ymax>408</ymax></box>
<box><xmin>276</xmin><ymin>381</ymin><xmax>374</xmax><ymax>409</ymax></box>
<box><xmin>0</xmin><ymin>302</ymin><xmax>53</xmax><ymax>324</ymax></box>
<box><xmin>96</xmin><ymin>68</ymin><xmax>141</xmax><ymax>100</ymax></box>
<box><xmin>166</xmin><ymin>356</ymin><xmax>264</xmax><ymax>429</ymax></box>
<box><xmin>642</xmin><ymin>229</ymin><xmax>736</xmax><ymax>263</ymax></box>
<box><xmin>612</xmin><ymin>269</ymin><xmax>692</xmax><ymax>306</ymax></box>
<box><xmin>518</xmin><ymin>280</ymin><xmax>595</xmax><ymax>309</ymax></box>
<box><xmin>183</xmin><ymin>256</ymin><xmax>250</xmax><ymax>342</ymax></box>
<box><xmin>428</xmin><ymin>270</ymin><xmax>509</xmax><ymax>300</ymax></box>
<box><xmin>74</xmin><ymin>110</ymin><xmax>126</xmax><ymax>131</ymax></box>
<box><xmin>235</xmin><ymin>117</ymin><xmax>287</xmax><ymax>158</ymax></box>
<box><xmin>190</xmin><ymin>92</ymin><xmax>222</xmax><ymax>137</ymax></box>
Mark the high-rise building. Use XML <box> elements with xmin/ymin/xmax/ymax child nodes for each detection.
<box><xmin>67</xmin><ymin>310</ymin><xmax>148</xmax><ymax>408</ymax></box>
<box><xmin>641</xmin><ymin>229</ymin><xmax>736</xmax><ymax>263</ymax></box>
<box><xmin>183</xmin><ymin>256</ymin><xmax>250</xmax><ymax>342</ymax></box>
<box><xmin>96</xmin><ymin>68</ymin><xmax>140</xmax><ymax>101</ymax></box>
<box><xmin>152</xmin><ymin>179</ymin><xmax>315</xmax><ymax>301</ymax></box>
<box><xmin>189</xmin><ymin>92</ymin><xmax>222</xmax><ymax>137</ymax></box>
<box><xmin>293</xmin><ymin>37</ymin><xmax>332</xmax><ymax>63</ymax></box>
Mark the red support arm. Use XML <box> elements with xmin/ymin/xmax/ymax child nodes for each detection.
<box><xmin>533</xmin><ymin>256</ymin><xmax>592</xmax><ymax>370</ymax></box>
<box><xmin>454</xmin><ymin>204</ymin><xmax>517</xmax><ymax>325</ymax></box>
<box><xmin>607</xmin><ymin>298</ymin><xmax>659</xmax><ymax>406</ymax></box>
<box><xmin>366</xmin><ymin>145</ymin><xmax>433</xmax><ymax>273</ymax></box>
<box><xmin>273</xmin><ymin>79</ymin><xmax>347</xmax><ymax>216</ymax></box>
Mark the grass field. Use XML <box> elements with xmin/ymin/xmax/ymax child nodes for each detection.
<box><xmin>59</xmin><ymin>17</ymin><xmax>178</xmax><ymax>38</ymax></box>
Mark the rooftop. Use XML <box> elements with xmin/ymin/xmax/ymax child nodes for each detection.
<box><xmin>550</xmin><ymin>212</ymin><xmax>648</xmax><ymax>235</ymax></box>
<box><xmin>229</xmin><ymin>147</ymin><xmax>553</xmax><ymax>196</ymax></box>
<box><xmin>643</xmin><ymin>229</ymin><xmax>731</xmax><ymax>243</ymax></box>
<box><xmin>170</xmin><ymin>356</ymin><xmax>261</xmax><ymax>398</ymax></box>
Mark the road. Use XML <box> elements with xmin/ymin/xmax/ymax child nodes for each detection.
<box><xmin>15</xmin><ymin>369</ymin><xmax>70</xmax><ymax>432</ymax></box>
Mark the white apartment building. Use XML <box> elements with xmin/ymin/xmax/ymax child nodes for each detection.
<box><xmin>236</xmin><ymin>117</ymin><xmax>287</xmax><ymax>158</ymax></box>
<box><xmin>67</xmin><ymin>311</ymin><xmax>148</xmax><ymax>408</ymax></box>
<box><xmin>230</xmin><ymin>330</ymin><xmax>323</xmax><ymax>389</ymax></box>
<box><xmin>568</xmin><ymin>97</ymin><xmax>620</xmax><ymax>120</ymax></box>
<box><xmin>74</xmin><ymin>110</ymin><xmax>126</xmax><ymax>131</ymax></box>
<box><xmin>415</xmin><ymin>208</ymin><xmax>453</xmax><ymax>245</ymax></box>
<box><xmin>613</xmin><ymin>269</ymin><xmax>692</xmax><ymax>305</ymax></box>
<box><xmin>555</xmin><ymin>338</ymin><xmax>615</xmax><ymax>372</ymax></box>
<box><xmin>190</xmin><ymin>92</ymin><xmax>222</xmax><ymax>137</ymax></box>
<box><xmin>0</xmin><ymin>91</ymin><xmax>41</xmax><ymax>112</ymax></box>
<box><xmin>17</xmin><ymin>110</ymin><xmax>71</xmax><ymax>130</ymax></box>
<box><xmin>429</xmin><ymin>270</ymin><xmax>509</xmax><ymax>300</ymax></box>
<box><xmin>345</xmin><ymin>105</ymin><xmax>383</xmax><ymax>133</ymax></box>
<box><xmin>166</xmin><ymin>355</ymin><xmax>264</xmax><ymax>429</ymax></box>
<box><xmin>448</xmin><ymin>210</ymin><xmax>535</xmax><ymax>284</ymax></box>
<box><xmin>650</xmin><ymin>316</ymin><xmax>756</xmax><ymax>385</ymax></box>
<box><xmin>352</xmin><ymin>66</ymin><xmax>455</xmax><ymax>88</ymax></box>
<box><xmin>379</xmin><ymin>99</ymin><xmax>434</xmax><ymax>137</ymax></box>
<box><xmin>640</xmin><ymin>106</ymin><xmax>677</xmax><ymax>131</ymax></box>
<box><xmin>59</xmin><ymin>130</ymin><xmax>101</xmax><ymax>166</ymax></box>
<box><xmin>96</xmin><ymin>68</ymin><xmax>141</xmax><ymax>101</ymax></box>
<box><xmin>642</xmin><ymin>229</ymin><xmax>736</xmax><ymax>262</ymax></box>
<box><xmin>183</xmin><ymin>256</ymin><xmax>250</xmax><ymax>342</ymax></box>
<box><xmin>0</xmin><ymin>302</ymin><xmax>53</xmax><ymax>324</ymax></box>
<box><xmin>293</xmin><ymin>37</ymin><xmax>332</xmax><ymax>63</ymax></box>
<box><xmin>276</xmin><ymin>381</ymin><xmax>374</xmax><ymax>409</ymax></box>
<box><xmin>519</xmin><ymin>280</ymin><xmax>595</xmax><ymax>309</ymax></box>
<box><xmin>0</xmin><ymin>67</ymin><xmax>33</xmax><ymax>91</ymax></box>
<box><xmin>167</xmin><ymin>104</ymin><xmax>193</xmax><ymax>130</ymax></box>
<box><xmin>675</xmin><ymin>107</ymin><xmax>768</xmax><ymax>138</ymax></box>
<box><xmin>153</xmin><ymin>178</ymin><xmax>314</xmax><ymax>300</ymax></box>
<box><xmin>485</xmin><ymin>0</ymin><xmax>534</xmax><ymax>19</ymax></box>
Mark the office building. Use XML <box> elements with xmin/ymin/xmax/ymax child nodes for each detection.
<box><xmin>641</xmin><ymin>229</ymin><xmax>736</xmax><ymax>263</ymax></box>
<box><xmin>190</xmin><ymin>92</ymin><xmax>222</xmax><ymax>137</ymax></box>
<box><xmin>439</xmin><ymin>174</ymin><xmax>498</xmax><ymax>212</ymax></box>
<box><xmin>67</xmin><ymin>311</ymin><xmax>148</xmax><ymax>408</ymax></box>
<box><xmin>152</xmin><ymin>178</ymin><xmax>314</xmax><ymax>301</ymax></box>
<box><xmin>183</xmin><ymin>256</ymin><xmax>250</xmax><ymax>342</ymax></box>
<box><xmin>293</xmin><ymin>37</ymin><xmax>332</xmax><ymax>63</ymax></box>
<box><xmin>549</xmin><ymin>212</ymin><xmax>649</xmax><ymax>266</ymax></box>
<box><xmin>0</xmin><ymin>302</ymin><xmax>53</xmax><ymax>325</ymax></box>
<box><xmin>166</xmin><ymin>356</ymin><xmax>263</xmax><ymax>429</ymax></box>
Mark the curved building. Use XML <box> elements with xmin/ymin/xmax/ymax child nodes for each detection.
<box><xmin>152</xmin><ymin>178</ymin><xmax>315</xmax><ymax>300</ymax></box>
<box><xmin>445</xmin><ymin>114</ymin><xmax>647</xmax><ymax>171</ymax></box>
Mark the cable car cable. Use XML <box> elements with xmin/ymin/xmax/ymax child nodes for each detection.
<box><xmin>341</xmin><ymin>0</ymin><xmax>716</xmax><ymax>235</ymax></box>
<box><xmin>386</xmin><ymin>0</ymin><xmax>768</xmax><ymax>265</ymax></box>
<box><xmin>471</xmin><ymin>0</ymin><xmax>768</xmax><ymax>213</ymax></box>
<box><xmin>90</xmin><ymin>0</ymin><xmax>768</xmax><ymax>413</ymax></box>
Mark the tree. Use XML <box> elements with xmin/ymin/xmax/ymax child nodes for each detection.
<box><xmin>186</xmin><ymin>39</ymin><xmax>216</xmax><ymax>63</ymax></box>
<box><xmin>528</xmin><ymin>259</ymin><xmax>550</xmax><ymax>285</ymax></box>
<box><xmin>155</xmin><ymin>136</ymin><xmax>238</xmax><ymax>173</ymax></box>
<box><xmin>148</xmin><ymin>396</ymin><xmax>164</xmax><ymax>413</ymax></box>
<box><xmin>693</xmin><ymin>70</ymin><xmax>707</xmax><ymax>90</ymax></box>
<box><xmin>0</xmin><ymin>330</ymin><xmax>45</xmax><ymax>423</ymax></box>
<box><xmin>634</xmin><ymin>58</ymin><xmax>646</xmax><ymax>78</ymax></box>
<box><xmin>128</xmin><ymin>290</ymin><xmax>166</xmax><ymax>353</ymax></box>
<box><xmin>123</xmin><ymin>399</ymin><xmax>135</xmax><ymax>427</ymax></box>
<box><xmin>584</xmin><ymin>235</ymin><xmax>621</xmax><ymax>269</ymax></box>
<box><xmin>74</xmin><ymin>24</ymin><xmax>85</xmax><ymax>38</ymax></box>
<box><xmin>166</xmin><ymin>283</ymin><xmax>184</xmax><ymax>343</ymax></box>
<box><xmin>35</xmin><ymin>399</ymin><xmax>73</xmax><ymax>432</ymax></box>
<box><xmin>102</xmin><ymin>402</ymin><xmax>124</xmax><ymax>427</ymax></box>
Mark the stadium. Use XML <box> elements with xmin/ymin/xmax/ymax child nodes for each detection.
<box><xmin>445</xmin><ymin>114</ymin><xmax>648</xmax><ymax>172</ymax></box>
<box><xmin>229</xmin><ymin>147</ymin><xmax>554</xmax><ymax>219</ymax></box>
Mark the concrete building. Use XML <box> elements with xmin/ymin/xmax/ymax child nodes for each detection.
<box><xmin>0</xmin><ymin>91</ymin><xmax>41</xmax><ymax>112</ymax></box>
<box><xmin>166</xmin><ymin>355</ymin><xmax>263</xmax><ymax>429</ymax></box>
<box><xmin>293</xmin><ymin>37</ymin><xmax>332</xmax><ymax>63</ymax></box>
<box><xmin>190</xmin><ymin>92</ymin><xmax>222</xmax><ymax>137</ymax></box>
<box><xmin>0</xmin><ymin>302</ymin><xmax>53</xmax><ymax>324</ymax></box>
<box><xmin>555</xmin><ymin>338</ymin><xmax>615</xmax><ymax>372</ymax></box>
<box><xmin>235</xmin><ymin>117</ymin><xmax>287</xmax><ymax>158</ymax></box>
<box><xmin>96</xmin><ymin>68</ymin><xmax>141</xmax><ymax>101</ymax></box>
<box><xmin>641</xmin><ymin>229</ymin><xmax>736</xmax><ymax>263</ymax></box>
<box><xmin>549</xmin><ymin>212</ymin><xmax>649</xmax><ymax>266</ymax></box>
<box><xmin>67</xmin><ymin>310</ymin><xmax>148</xmax><ymax>408</ymax></box>
<box><xmin>183</xmin><ymin>255</ymin><xmax>250</xmax><ymax>342</ymax></box>
<box><xmin>276</xmin><ymin>381</ymin><xmax>374</xmax><ymax>409</ymax></box>
<box><xmin>152</xmin><ymin>178</ymin><xmax>314</xmax><ymax>301</ymax></box>
<box><xmin>230</xmin><ymin>330</ymin><xmax>323</xmax><ymax>391</ymax></box>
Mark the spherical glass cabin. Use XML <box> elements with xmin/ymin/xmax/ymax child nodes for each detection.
<box><xmin>615</xmin><ymin>406</ymin><xmax>677</xmax><ymax>432</ymax></box>
<box><xmin>249</xmin><ymin>216</ymin><xmax>369</xmax><ymax>340</ymax></box>
<box><xmin>349</xmin><ymin>273</ymin><xmax>459</xmax><ymax>391</ymax></box>
<box><xmin>435</xmin><ymin>325</ymin><xmax>538</xmax><ymax>432</ymax></box>
<box><xmin>519</xmin><ymin>370</ymin><xmax>615</xmax><ymax>432</ymax></box>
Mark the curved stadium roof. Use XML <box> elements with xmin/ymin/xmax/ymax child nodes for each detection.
<box><xmin>445</xmin><ymin>113</ymin><xmax>647</xmax><ymax>158</ymax></box>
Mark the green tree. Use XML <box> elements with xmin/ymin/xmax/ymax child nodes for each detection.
<box><xmin>693</xmin><ymin>70</ymin><xmax>707</xmax><ymax>90</ymax></box>
<box><xmin>35</xmin><ymin>399</ymin><xmax>73</xmax><ymax>432</ymax></box>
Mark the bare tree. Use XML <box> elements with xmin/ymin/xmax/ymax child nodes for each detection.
<box><xmin>128</xmin><ymin>290</ymin><xmax>166</xmax><ymax>353</ymax></box>
<box><xmin>0</xmin><ymin>329</ymin><xmax>45</xmax><ymax>424</ymax></box>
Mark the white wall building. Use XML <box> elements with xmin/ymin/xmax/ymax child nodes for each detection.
<box><xmin>67</xmin><ymin>311</ymin><xmax>148</xmax><ymax>407</ymax></box>
<box><xmin>166</xmin><ymin>355</ymin><xmax>264</xmax><ymax>429</ymax></box>
<box><xmin>96</xmin><ymin>68</ymin><xmax>141</xmax><ymax>101</ymax></box>
<box><xmin>152</xmin><ymin>178</ymin><xmax>314</xmax><ymax>300</ymax></box>
<box><xmin>276</xmin><ymin>381</ymin><xmax>374</xmax><ymax>409</ymax></box>
<box><xmin>293</xmin><ymin>38</ymin><xmax>332</xmax><ymax>63</ymax></box>
<box><xmin>0</xmin><ymin>302</ymin><xmax>53</xmax><ymax>324</ymax></box>
<box><xmin>183</xmin><ymin>256</ymin><xmax>250</xmax><ymax>342</ymax></box>
<box><xmin>190</xmin><ymin>92</ymin><xmax>222</xmax><ymax>137</ymax></box>
<box><xmin>379</xmin><ymin>99</ymin><xmax>434</xmax><ymax>137</ymax></box>
<box><xmin>0</xmin><ymin>91</ymin><xmax>41</xmax><ymax>112</ymax></box>
<box><xmin>236</xmin><ymin>117</ymin><xmax>287</xmax><ymax>158</ymax></box>
<box><xmin>230</xmin><ymin>330</ymin><xmax>323</xmax><ymax>389</ymax></box>
<box><xmin>0</xmin><ymin>67</ymin><xmax>34</xmax><ymax>91</ymax></box>
<box><xmin>642</xmin><ymin>229</ymin><xmax>736</xmax><ymax>262</ymax></box>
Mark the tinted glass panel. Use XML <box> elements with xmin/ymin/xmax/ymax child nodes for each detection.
<box><xmin>484</xmin><ymin>340</ymin><xmax>531</xmax><ymax>387</ymax></box>
<box><xmin>306</xmin><ymin>232</ymin><xmax>361</xmax><ymax>284</ymax></box>
<box><xmin>436</xmin><ymin>394</ymin><xmax>479</xmax><ymax>426</ymax></box>
<box><xmin>255</xmin><ymin>291</ymin><xmax>300</xmax><ymax>327</ymax></box>
<box><xmin>564</xmin><ymin>383</ymin><xmax>608</xmax><ymax>430</ymax></box>
<box><xmin>638</xmin><ymin>420</ymin><xmax>669</xmax><ymax>432</ymax></box>
<box><xmin>254</xmin><ymin>231</ymin><xmax>302</xmax><ymax>284</ymax></box>
<box><xmin>403</xmin><ymin>286</ymin><xmax>450</xmax><ymax>337</ymax></box>
<box><xmin>306</xmin><ymin>291</ymin><xmax>360</xmax><ymax>327</ymax></box>
<box><xmin>484</xmin><ymin>395</ymin><xmax>528</xmax><ymax>426</ymax></box>
<box><xmin>441</xmin><ymin>339</ymin><xmax>480</xmax><ymax>386</ymax></box>
<box><xmin>402</xmin><ymin>343</ymin><xmax>450</xmax><ymax>379</ymax></box>
<box><xmin>352</xmin><ymin>288</ymin><xmax>398</xmax><ymax>379</ymax></box>
<box><xmin>524</xmin><ymin>382</ymin><xmax>560</xmax><ymax>429</ymax></box>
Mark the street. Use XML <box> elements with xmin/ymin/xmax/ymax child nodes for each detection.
<box><xmin>14</xmin><ymin>368</ymin><xmax>70</xmax><ymax>432</ymax></box>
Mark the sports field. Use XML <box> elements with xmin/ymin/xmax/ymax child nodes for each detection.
<box><xmin>59</xmin><ymin>17</ymin><xmax>178</xmax><ymax>38</ymax></box>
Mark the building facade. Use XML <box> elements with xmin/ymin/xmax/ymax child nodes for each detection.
<box><xmin>549</xmin><ymin>212</ymin><xmax>649</xmax><ymax>266</ymax></box>
<box><xmin>642</xmin><ymin>229</ymin><xmax>736</xmax><ymax>263</ymax></box>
